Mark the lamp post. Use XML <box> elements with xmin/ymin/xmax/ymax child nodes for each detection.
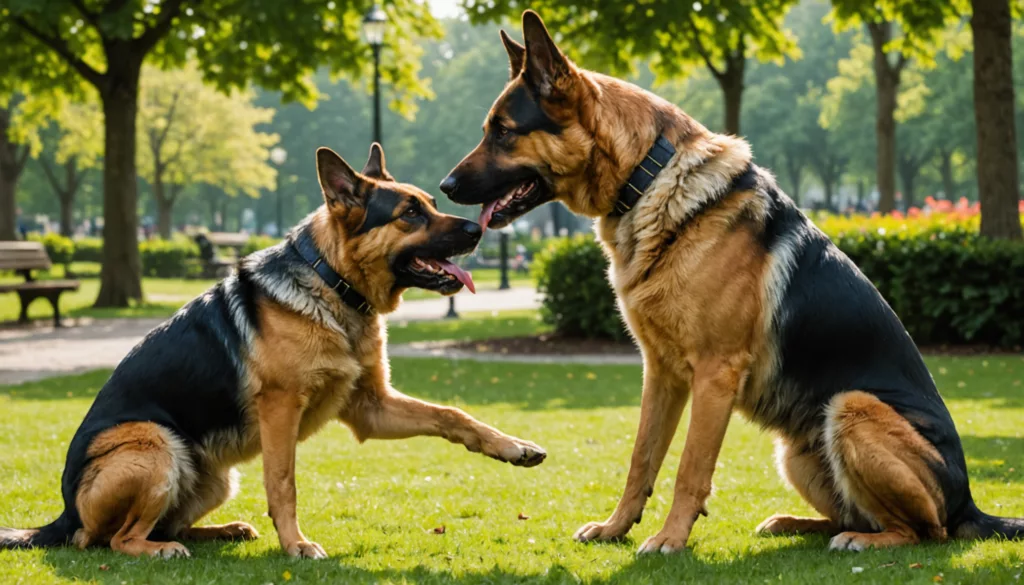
<box><xmin>362</xmin><ymin>5</ymin><xmax>387</xmax><ymax>145</ymax></box>
<box><xmin>270</xmin><ymin>147</ymin><xmax>288</xmax><ymax>236</ymax></box>
<box><xmin>498</xmin><ymin>225</ymin><xmax>513</xmax><ymax>290</ymax></box>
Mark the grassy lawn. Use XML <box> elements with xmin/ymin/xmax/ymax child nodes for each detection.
<box><xmin>0</xmin><ymin>356</ymin><xmax>1021</xmax><ymax>584</ymax></box>
<box><xmin>0</xmin><ymin>268</ymin><xmax>534</xmax><ymax>323</ymax></box>
<box><xmin>388</xmin><ymin>309</ymin><xmax>548</xmax><ymax>344</ymax></box>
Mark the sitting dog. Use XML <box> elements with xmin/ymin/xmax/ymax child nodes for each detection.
<box><xmin>440</xmin><ymin>11</ymin><xmax>1022</xmax><ymax>553</ymax></box>
<box><xmin>0</xmin><ymin>144</ymin><xmax>546</xmax><ymax>559</ymax></box>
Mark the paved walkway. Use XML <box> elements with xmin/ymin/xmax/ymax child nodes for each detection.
<box><xmin>1</xmin><ymin>287</ymin><xmax>630</xmax><ymax>386</ymax></box>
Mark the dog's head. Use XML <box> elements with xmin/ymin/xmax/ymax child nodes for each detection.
<box><xmin>439</xmin><ymin>11</ymin><xmax>604</xmax><ymax>228</ymax></box>
<box><xmin>314</xmin><ymin>144</ymin><xmax>481</xmax><ymax>308</ymax></box>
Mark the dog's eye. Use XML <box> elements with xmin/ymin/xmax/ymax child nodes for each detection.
<box><xmin>403</xmin><ymin>207</ymin><xmax>421</xmax><ymax>219</ymax></box>
<box><xmin>495</xmin><ymin>124</ymin><xmax>509</xmax><ymax>139</ymax></box>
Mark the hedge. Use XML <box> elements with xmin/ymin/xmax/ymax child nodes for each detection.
<box><xmin>27</xmin><ymin>233</ymin><xmax>74</xmax><ymax>266</ymax></box>
<box><xmin>534</xmin><ymin>213</ymin><xmax>1024</xmax><ymax>348</ymax></box>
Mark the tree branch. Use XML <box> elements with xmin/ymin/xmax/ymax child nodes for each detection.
<box><xmin>15</xmin><ymin>144</ymin><xmax>30</xmax><ymax>172</ymax></box>
<box><xmin>69</xmin><ymin>0</ymin><xmax>101</xmax><ymax>30</ymax></box>
<box><xmin>12</xmin><ymin>16</ymin><xmax>105</xmax><ymax>88</ymax></box>
<box><xmin>134</xmin><ymin>0</ymin><xmax>190</xmax><ymax>54</ymax></box>
<box><xmin>154</xmin><ymin>91</ymin><xmax>183</xmax><ymax>151</ymax></box>
<box><xmin>683</xmin><ymin>12</ymin><xmax>723</xmax><ymax>80</ymax></box>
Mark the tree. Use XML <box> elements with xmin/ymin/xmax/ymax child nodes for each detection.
<box><xmin>971</xmin><ymin>0</ymin><xmax>1022</xmax><ymax>240</ymax></box>
<box><xmin>0</xmin><ymin>103</ymin><xmax>30</xmax><ymax>240</ymax></box>
<box><xmin>1</xmin><ymin>0</ymin><xmax>438</xmax><ymax>306</ymax></box>
<box><xmin>138</xmin><ymin>65</ymin><xmax>277</xmax><ymax>238</ymax></box>
<box><xmin>831</xmin><ymin>0</ymin><xmax>964</xmax><ymax>213</ymax></box>
<box><xmin>463</xmin><ymin>0</ymin><xmax>800</xmax><ymax>135</ymax></box>
<box><xmin>33</xmin><ymin>98</ymin><xmax>103</xmax><ymax>236</ymax></box>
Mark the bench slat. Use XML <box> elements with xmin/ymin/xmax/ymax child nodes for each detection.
<box><xmin>0</xmin><ymin>242</ymin><xmax>52</xmax><ymax>271</ymax></box>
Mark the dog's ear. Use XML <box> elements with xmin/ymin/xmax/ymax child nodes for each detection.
<box><xmin>361</xmin><ymin>142</ymin><xmax>395</xmax><ymax>181</ymax></box>
<box><xmin>521</xmin><ymin>10</ymin><xmax>570</xmax><ymax>98</ymax></box>
<box><xmin>499</xmin><ymin>29</ymin><xmax>525</xmax><ymax>80</ymax></box>
<box><xmin>316</xmin><ymin>147</ymin><xmax>363</xmax><ymax>207</ymax></box>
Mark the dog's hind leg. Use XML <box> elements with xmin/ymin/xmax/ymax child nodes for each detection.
<box><xmin>823</xmin><ymin>391</ymin><xmax>948</xmax><ymax>551</ymax></box>
<box><xmin>575</xmin><ymin>361</ymin><xmax>689</xmax><ymax>543</ymax></box>
<box><xmin>343</xmin><ymin>386</ymin><xmax>547</xmax><ymax>467</ymax></box>
<box><xmin>163</xmin><ymin>467</ymin><xmax>259</xmax><ymax>542</ymax></box>
<box><xmin>757</xmin><ymin>438</ymin><xmax>842</xmax><ymax>536</ymax></box>
<box><xmin>75</xmin><ymin>422</ymin><xmax>194</xmax><ymax>558</ymax></box>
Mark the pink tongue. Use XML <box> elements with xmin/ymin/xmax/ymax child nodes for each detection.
<box><xmin>478</xmin><ymin>200</ymin><xmax>499</xmax><ymax>234</ymax></box>
<box><xmin>436</xmin><ymin>260</ymin><xmax>476</xmax><ymax>294</ymax></box>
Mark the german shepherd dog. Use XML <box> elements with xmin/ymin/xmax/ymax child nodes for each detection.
<box><xmin>0</xmin><ymin>144</ymin><xmax>545</xmax><ymax>559</ymax></box>
<box><xmin>441</xmin><ymin>11</ymin><xmax>1023</xmax><ymax>554</ymax></box>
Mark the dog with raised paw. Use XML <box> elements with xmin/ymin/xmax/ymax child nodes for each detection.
<box><xmin>440</xmin><ymin>10</ymin><xmax>1022</xmax><ymax>554</ymax></box>
<box><xmin>0</xmin><ymin>144</ymin><xmax>545</xmax><ymax>559</ymax></box>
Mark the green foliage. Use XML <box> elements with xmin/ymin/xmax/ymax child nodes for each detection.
<box><xmin>138</xmin><ymin>238</ymin><xmax>200</xmax><ymax>279</ymax></box>
<box><xmin>26</xmin><ymin>233</ymin><xmax>74</xmax><ymax>266</ymax></box>
<box><xmin>533</xmin><ymin>235</ymin><xmax>625</xmax><ymax>341</ymax></box>
<box><xmin>70</xmin><ymin>238</ymin><xmax>103</xmax><ymax>264</ymax></box>
<box><xmin>462</xmin><ymin>0</ymin><xmax>800</xmax><ymax>80</ymax></box>
<box><xmin>241</xmin><ymin>235</ymin><xmax>281</xmax><ymax>256</ymax></box>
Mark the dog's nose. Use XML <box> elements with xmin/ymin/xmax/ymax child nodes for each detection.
<box><xmin>461</xmin><ymin>220</ymin><xmax>482</xmax><ymax>238</ymax></box>
<box><xmin>439</xmin><ymin>175</ymin><xmax>459</xmax><ymax>196</ymax></box>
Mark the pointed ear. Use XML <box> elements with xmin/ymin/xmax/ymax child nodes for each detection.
<box><xmin>521</xmin><ymin>10</ymin><xmax>570</xmax><ymax>98</ymax></box>
<box><xmin>361</xmin><ymin>142</ymin><xmax>394</xmax><ymax>181</ymax></box>
<box><xmin>499</xmin><ymin>29</ymin><xmax>525</xmax><ymax>80</ymax></box>
<box><xmin>316</xmin><ymin>147</ymin><xmax>363</xmax><ymax>207</ymax></box>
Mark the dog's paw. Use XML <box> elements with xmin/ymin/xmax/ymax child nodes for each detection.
<box><xmin>221</xmin><ymin>521</ymin><xmax>260</xmax><ymax>541</ymax></box>
<box><xmin>756</xmin><ymin>514</ymin><xmax>790</xmax><ymax>536</ymax></box>
<box><xmin>152</xmin><ymin>541</ymin><xmax>191</xmax><ymax>559</ymax></box>
<box><xmin>491</xmin><ymin>437</ymin><xmax>547</xmax><ymax>467</ymax></box>
<box><xmin>285</xmin><ymin>540</ymin><xmax>327</xmax><ymax>559</ymax></box>
<box><xmin>573</xmin><ymin>519</ymin><xmax>631</xmax><ymax>543</ymax></box>
<box><xmin>637</xmin><ymin>531</ymin><xmax>687</xmax><ymax>555</ymax></box>
<box><xmin>828</xmin><ymin>532</ymin><xmax>869</xmax><ymax>552</ymax></box>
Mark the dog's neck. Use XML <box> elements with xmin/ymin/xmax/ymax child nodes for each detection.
<box><xmin>566</xmin><ymin>72</ymin><xmax>714</xmax><ymax>218</ymax></box>
<box><xmin>306</xmin><ymin>210</ymin><xmax>404</xmax><ymax>316</ymax></box>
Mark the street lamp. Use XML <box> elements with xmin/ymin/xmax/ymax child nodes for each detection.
<box><xmin>498</xmin><ymin>225</ymin><xmax>514</xmax><ymax>290</ymax></box>
<box><xmin>270</xmin><ymin>146</ymin><xmax>288</xmax><ymax>236</ymax></box>
<box><xmin>362</xmin><ymin>4</ymin><xmax>388</xmax><ymax>146</ymax></box>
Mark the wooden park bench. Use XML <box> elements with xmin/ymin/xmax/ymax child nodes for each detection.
<box><xmin>194</xmin><ymin>232</ymin><xmax>248</xmax><ymax>278</ymax></box>
<box><xmin>0</xmin><ymin>242</ymin><xmax>80</xmax><ymax>327</ymax></box>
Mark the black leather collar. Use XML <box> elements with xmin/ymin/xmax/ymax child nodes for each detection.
<box><xmin>609</xmin><ymin>135</ymin><xmax>677</xmax><ymax>217</ymax></box>
<box><xmin>290</xmin><ymin>230</ymin><xmax>374</xmax><ymax>315</ymax></box>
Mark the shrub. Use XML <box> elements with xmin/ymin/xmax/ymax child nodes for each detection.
<box><xmin>242</xmin><ymin>235</ymin><xmax>281</xmax><ymax>256</ymax></box>
<box><xmin>139</xmin><ymin>238</ymin><xmax>201</xmax><ymax>278</ymax></box>
<box><xmin>28</xmin><ymin>233</ymin><xmax>74</xmax><ymax>266</ymax></box>
<box><xmin>534</xmin><ymin>212</ymin><xmax>1024</xmax><ymax>347</ymax></box>
<box><xmin>533</xmin><ymin>235</ymin><xmax>627</xmax><ymax>340</ymax></box>
<box><xmin>72</xmin><ymin>238</ymin><xmax>104</xmax><ymax>264</ymax></box>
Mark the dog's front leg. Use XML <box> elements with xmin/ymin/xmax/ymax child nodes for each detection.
<box><xmin>343</xmin><ymin>385</ymin><xmax>546</xmax><ymax>467</ymax></box>
<box><xmin>257</xmin><ymin>387</ymin><xmax>326</xmax><ymax>559</ymax></box>
<box><xmin>575</xmin><ymin>360</ymin><xmax>689</xmax><ymax>543</ymax></box>
<box><xmin>637</xmin><ymin>357</ymin><xmax>743</xmax><ymax>555</ymax></box>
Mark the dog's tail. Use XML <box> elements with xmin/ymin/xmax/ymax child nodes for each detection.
<box><xmin>954</xmin><ymin>501</ymin><xmax>1024</xmax><ymax>541</ymax></box>
<box><xmin>0</xmin><ymin>511</ymin><xmax>75</xmax><ymax>549</ymax></box>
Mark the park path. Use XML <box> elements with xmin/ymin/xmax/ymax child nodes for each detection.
<box><xmin>0</xmin><ymin>287</ymin><xmax>635</xmax><ymax>386</ymax></box>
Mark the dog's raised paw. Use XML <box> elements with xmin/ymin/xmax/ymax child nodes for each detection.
<box><xmin>495</xmin><ymin>437</ymin><xmax>546</xmax><ymax>467</ymax></box>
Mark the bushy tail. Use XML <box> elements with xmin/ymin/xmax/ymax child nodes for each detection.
<box><xmin>954</xmin><ymin>502</ymin><xmax>1024</xmax><ymax>540</ymax></box>
<box><xmin>0</xmin><ymin>512</ymin><xmax>75</xmax><ymax>549</ymax></box>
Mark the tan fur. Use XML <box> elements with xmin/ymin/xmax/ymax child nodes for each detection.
<box><xmin>465</xmin><ymin>12</ymin><xmax>952</xmax><ymax>554</ymax></box>
<box><xmin>64</xmin><ymin>146</ymin><xmax>544</xmax><ymax>559</ymax></box>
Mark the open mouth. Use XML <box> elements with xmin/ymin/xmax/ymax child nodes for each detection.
<box><xmin>479</xmin><ymin>178</ymin><xmax>550</xmax><ymax>230</ymax></box>
<box><xmin>405</xmin><ymin>256</ymin><xmax>476</xmax><ymax>295</ymax></box>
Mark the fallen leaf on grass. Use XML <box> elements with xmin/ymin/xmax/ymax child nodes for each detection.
<box><xmin>431</xmin><ymin>525</ymin><xmax>446</xmax><ymax>534</ymax></box>
<box><xmin>98</xmin><ymin>565</ymin><xmax>110</xmax><ymax>571</ymax></box>
<box><xmin>934</xmin><ymin>576</ymin><xmax>944</xmax><ymax>582</ymax></box>
<box><xmin>910</xmin><ymin>563</ymin><xmax>924</xmax><ymax>569</ymax></box>
<box><xmin>879</xmin><ymin>561</ymin><xmax>897</xmax><ymax>568</ymax></box>
<box><xmin>518</xmin><ymin>512</ymin><xmax>530</xmax><ymax>520</ymax></box>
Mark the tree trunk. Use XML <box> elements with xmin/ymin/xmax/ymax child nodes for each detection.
<box><xmin>786</xmin><ymin>154</ymin><xmax>802</xmax><ymax>205</ymax></box>
<box><xmin>857</xmin><ymin>179</ymin><xmax>866</xmax><ymax>208</ymax></box>
<box><xmin>938</xmin><ymin>150</ymin><xmax>956</xmax><ymax>200</ymax></box>
<box><xmin>95</xmin><ymin>64</ymin><xmax>144</xmax><ymax>307</ymax></box>
<box><xmin>868</xmin><ymin>22</ymin><xmax>903</xmax><ymax>214</ymax></box>
<box><xmin>59</xmin><ymin>194</ymin><xmax>74</xmax><ymax>237</ymax></box>
<box><xmin>899</xmin><ymin>158</ymin><xmax>918</xmax><ymax>210</ymax></box>
<box><xmin>823</xmin><ymin>181</ymin><xmax>834</xmax><ymax>212</ymax></box>
<box><xmin>0</xmin><ymin>174</ymin><xmax>16</xmax><ymax>240</ymax></box>
<box><xmin>972</xmin><ymin>0</ymin><xmax>1023</xmax><ymax>240</ymax></box>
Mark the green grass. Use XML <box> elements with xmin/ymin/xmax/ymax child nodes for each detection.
<box><xmin>388</xmin><ymin>309</ymin><xmax>549</xmax><ymax>344</ymax></box>
<box><xmin>0</xmin><ymin>268</ymin><xmax>534</xmax><ymax>322</ymax></box>
<box><xmin>1</xmin><ymin>356</ymin><xmax>1022</xmax><ymax>584</ymax></box>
